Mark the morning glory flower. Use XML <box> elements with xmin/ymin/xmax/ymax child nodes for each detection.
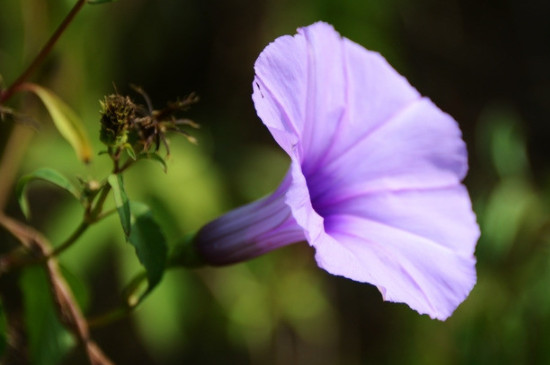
<box><xmin>193</xmin><ymin>22</ymin><xmax>479</xmax><ymax>320</ymax></box>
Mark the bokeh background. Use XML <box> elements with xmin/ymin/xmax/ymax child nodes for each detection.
<box><xmin>1</xmin><ymin>0</ymin><xmax>550</xmax><ymax>364</ymax></box>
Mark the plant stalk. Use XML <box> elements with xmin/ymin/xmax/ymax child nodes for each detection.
<box><xmin>0</xmin><ymin>0</ymin><xmax>88</xmax><ymax>104</ymax></box>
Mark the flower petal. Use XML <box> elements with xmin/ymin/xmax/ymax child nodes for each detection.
<box><xmin>251</xmin><ymin>22</ymin><xmax>479</xmax><ymax>319</ymax></box>
<box><xmin>239</xmin><ymin>22</ymin><xmax>478</xmax><ymax>320</ymax></box>
<box><xmin>325</xmin><ymin>185</ymin><xmax>479</xmax><ymax>256</ymax></box>
<box><xmin>252</xmin><ymin>31</ymin><xmax>308</xmax><ymax>158</ymax></box>
<box><xmin>253</xmin><ymin>22</ymin><xmax>421</xmax><ymax>173</ymax></box>
<box><xmin>253</xmin><ymin>22</ymin><xmax>348</xmax><ymax>162</ymax></box>
<box><xmin>309</xmin><ymin>98</ymin><xmax>468</xmax><ymax>206</ymax></box>
<box><xmin>315</xmin><ymin>185</ymin><xmax>478</xmax><ymax>319</ymax></box>
<box><xmin>285</xmin><ymin>160</ymin><xmax>325</xmax><ymax>243</ymax></box>
<box><xmin>312</xmin><ymin>35</ymin><xmax>420</xmax><ymax>172</ymax></box>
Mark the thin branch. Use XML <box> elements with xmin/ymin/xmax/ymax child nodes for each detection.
<box><xmin>0</xmin><ymin>0</ymin><xmax>90</xmax><ymax>210</ymax></box>
<box><xmin>0</xmin><ymin>213</ymin><xmax>46</xmax><ymax>252</ymax></box>
<box><xmin>0</xmin><ymin>0</ymin><xmax>88</xmax><ymax>104</ymax></box>
<box><xmin>0</xmin><ymin>214</ymin><xmax>113</xmax><ymax>365</ymax></box>
<box><xmin>90</xmin><ymin>184</ymin><xmax>112</xmax><ymax>218</ymax></box>
<box><xmin>87</xmin><ymin>271</ymin><xmax>147</xmax><ymax>329</ymax></box>
<box><xmin>0</xmin><ymin>218</ymin><xmax>88</xmax><ymax>273</ymax></box>
<box><xmin>46</xmin><ymin>257</ymin><xmax>113</xmax><ymax>365</ymax></box>
<box><xmin>47</xmin><ymin>221</ymin><xmax>90</xmax><ymax>258</ymax></box>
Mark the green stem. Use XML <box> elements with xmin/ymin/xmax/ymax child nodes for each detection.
<box><xmin>87</xmin><ymin>307</ymin><xmax>130</xmax><ymax>329</ymax></box>
<box><xmin>47</xmin><ymin>182</ymin><xmax>113</xmax><ymax>258</ymax></box>
<box><xmin>39</xmin><ymin>182</ymin><xmax>111</xmax><ymax>260</ymax></box>
<box><xmin>166</xmin><ymin>233</ymin><xmax>204</xmax><ymax>268</ymax></box>
<box><xmin>90</xmin><ymin>183</ymin><xmax>112</xmax><ymax>218</ymax></box>
<box><xmin>87</xmin><ymin>271</ymin><xmax>147</xmax><ymax>328</ymax></box>
<box><xmin>0</xmin><ymin>0</ymin><xmax>88</xmax><ymax>104</ymax></box>
<box><xmin>0</xmin><ymin>220</ymin><xmax>89</xmax><ymax>271</ymax></box>
<box><xmin>0</xmin><ymin>182</ymin><xmax>114</xmax><ymax>272</ymax></box>
<box><xmin>48</xmin><ymin>221</ymin><xmax>89</xmax><ymax>258</ymax></box>
<box><xmin>88</xmin><ymin>236</ymin><xmax>206</xmax><ymax>329</ymax></box>
<box><xmin>95</xmin><ymin>208</ymin><xmax>116</xmax><ymax>221</ymax></box>
<box><xmin>117</xmin><ymin>158</ymin><xmax>135</xmax><ymax>174</ymax></box>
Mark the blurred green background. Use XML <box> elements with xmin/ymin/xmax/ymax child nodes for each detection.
<box><xmin>1</xmin><ymin>0</ymin><xmax>550</xmax><ymax>364</ymax></box>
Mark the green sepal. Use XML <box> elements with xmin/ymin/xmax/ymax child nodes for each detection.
<box><xmin>167</xmin><ymin>232</ymin><xmax>205</xmax><ymax>268</ymax></box>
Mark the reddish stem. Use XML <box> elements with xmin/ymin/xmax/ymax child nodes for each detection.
<box><xmin>0</xmin><ymin>0</ymin><xmax>88</xmax><ymax>104</ymax></box>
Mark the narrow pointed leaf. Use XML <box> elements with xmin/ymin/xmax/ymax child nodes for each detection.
<box><xmin>124</xmin><ymin>144</ymin><xmax>137</xmax><ymax>160</ymax></box>
<box><xmin>16</xmin><ymin>168</ymin><xmax>80</xmax><ymax>219</ymax></box>
<box><xmin>107</xmin><ymin>174</ymin><xmax>131</xmax><ymax>238</ymax></box>
<box><xmin>26</xmin><ymin>83</ymin><xmax>93</xmax><ymax>163</ymax></box>
<box><xmin>137</xmin><ymin>152</ymin><xmax>167</xmax><ymax>173</ymax></box>
<box><xmin>128</xmin><ymin>202</ymin><xmax>168</xmax><ymax>301</ymax></box>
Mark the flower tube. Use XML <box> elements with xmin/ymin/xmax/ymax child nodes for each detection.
<box><xmin>193</xmin><ymin>22</ymin><xmax>479</xmax><ymax>320</ymax></box>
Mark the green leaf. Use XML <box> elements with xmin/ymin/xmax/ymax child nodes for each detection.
<box><xmin>107</xmin><ymin>174</ymin><xmax>131</xmax><ymax>238</ymax></box>
<box><xmin>16</xmin><ymin>168</ymin><xmax>80</xmax><ymax>219</ymax></box>
<box><xmin>26</xmin><ymin>83</ymin><xmax>93</xmax><ymax>163</ymax></box>
<box><xmin>137</xmin><ymin>152</ymin><xmax>167</xmax><ymax>173</ymax></box>
<box><xmin>128</xmin><ymin>202</ymin><xmax>168</xmax><ymax>302</ymax></box>
<box><xmin>21</xmin><ymin>267</ymin><xmax>75</xmax><ymax>365</ymax></box>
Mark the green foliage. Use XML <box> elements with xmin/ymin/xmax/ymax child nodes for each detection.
<box><xmin>16</xmin><ymin>168</ymin><xmax>80</xmax><ymax>219</ymax></box>
<box><xmin>478</xmin><ymin>105</ymin><xmax>529</xmax><ymax>178</ymax></box>
<box><xmin>108</xmin><ymin>173</ymin><xmax>131</xmax><ymax>238</ymax></box>
<box><xmin>17</xmin><ymin>266</ymin><xmax>90</xmax><ymax>365</ymax></box>
<box><xmin>127</xmin><ymin>202</ymin><xmax>168</xmax><ymax>302</ymax></box>
<box><xmin>26</xmin><ymin>84</ymin><xmax>93</xmax><ymax>163</ymax></box>
<box><xmin>20</xmin><ymin>267</ymin><xmax>74</xmax><ymax>365</ymax></box>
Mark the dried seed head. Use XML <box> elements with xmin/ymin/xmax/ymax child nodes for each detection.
<box><xmin>99</xmin><ymin>94</ymin><xmax>137</xmax><ymax>146</ymax></box>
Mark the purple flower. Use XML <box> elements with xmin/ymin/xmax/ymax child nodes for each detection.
<box><xmin>194</xmin><ymin>22</ymin><xmax>479</xmax><ymax>320</ymax></box>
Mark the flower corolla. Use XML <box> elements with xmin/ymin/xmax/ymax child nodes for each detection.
<box><xmin>194</xmin><ymin>22</ymin><xmax>479</xmax><ymax>320</ymax></box>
